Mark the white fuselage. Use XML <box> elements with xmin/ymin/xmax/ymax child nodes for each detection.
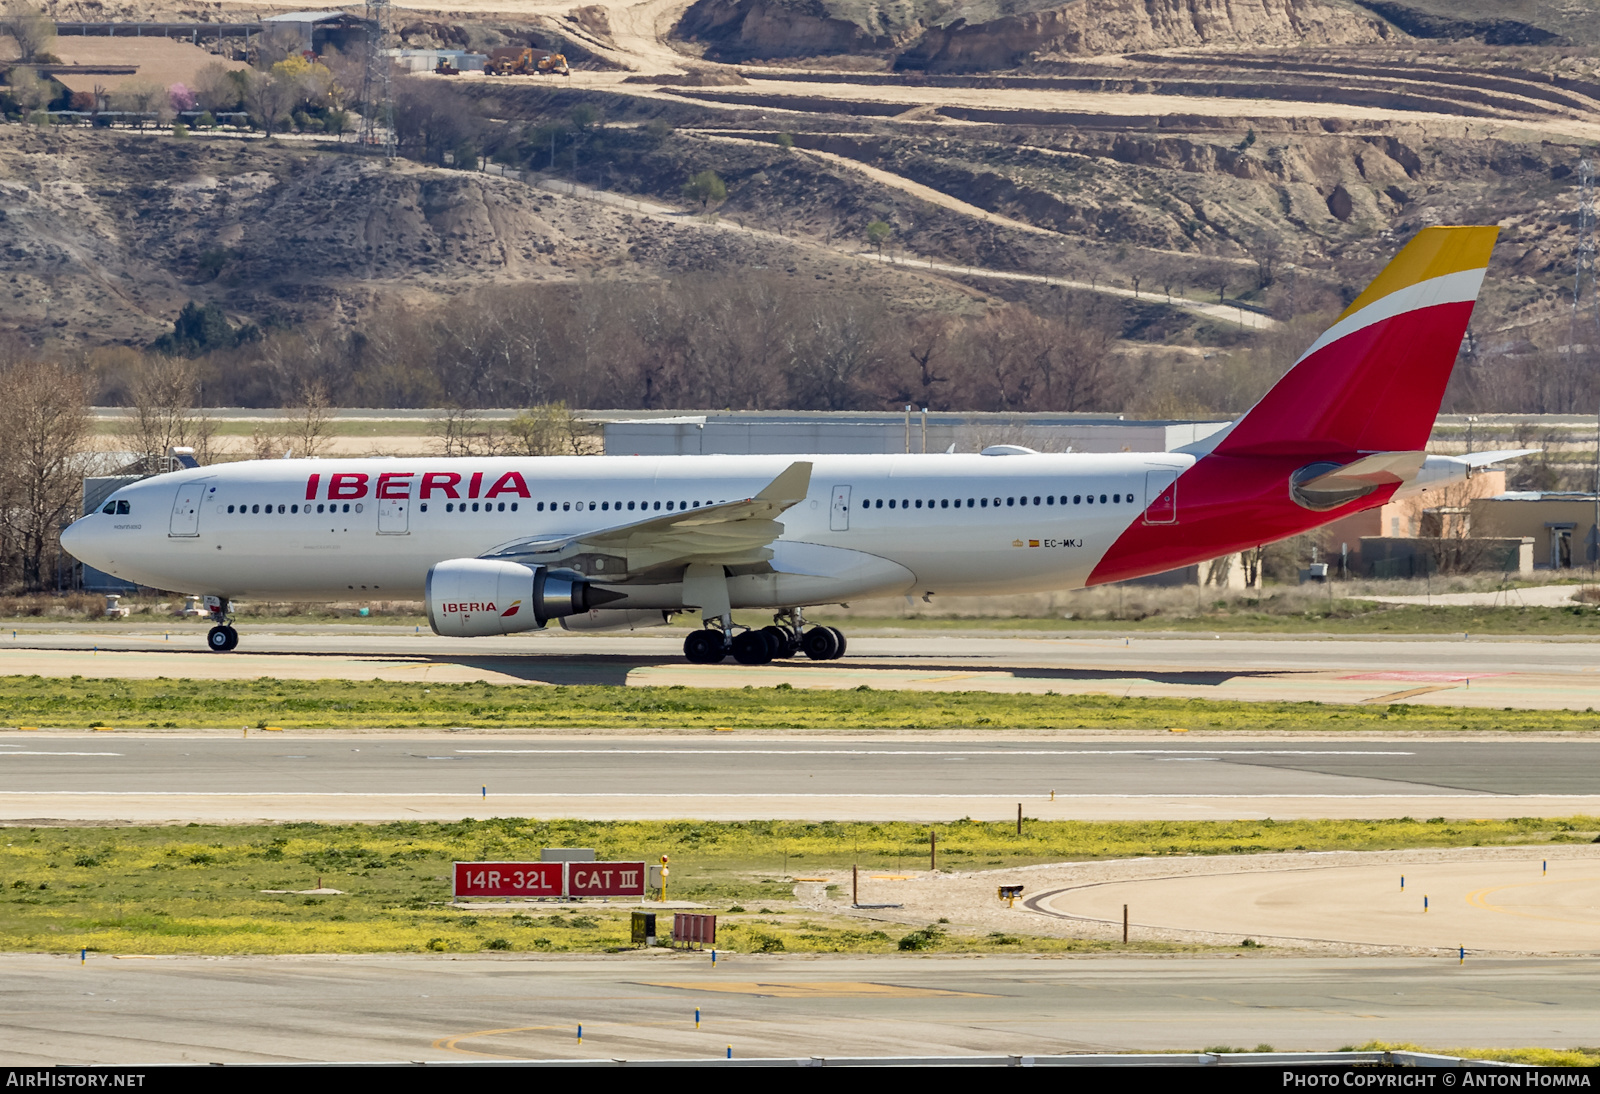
<box><xmin>64</xmin><ymin>452</ymin><xmax>1195</xmax><ymax>607</ymax></box>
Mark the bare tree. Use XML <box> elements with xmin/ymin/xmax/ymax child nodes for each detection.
<box><xmin>2</xmin><ymin>1</ymin><xmax>54</xmax><ymax>63</ymax></box>
<box><xmin>497</xmin><ymin>403</ymin><xmax>585</xmax><ymax>456</ymax></box>
<box><xmin>5</xmin><ymin>65</ymin><xmax>51</xmax><ymax>115</ymax></box>
<box><xmin>0</xmin><ymin>359</ymin><xmax>94</xmax><ymax>591</ymax></box>
<box><xmin>124</xmin><ymin>356</ymin><xmax>216</xmax><ymax>466</ymax></box>
<box><xmin>244</xmin><ymin>69</ymin><xmax>295</xmax><ymax>135</ymax></box>
<box><xmin>193</xmin><ymin>62</ymin><xmax>244</xmax><ymax>115</ymax></box>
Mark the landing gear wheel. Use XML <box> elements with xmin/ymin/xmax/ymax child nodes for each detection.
<box><xmin>801</xmin><ymin>625</ymin><xmax>841</xmax><ymax>661</ymax></box>
<box><xmin>207</xmin><ymin>625</ymin><xmax>238</xmax><ymax>652</ymax></box>
<box><xmin>762</xmin><ymin>625</ymin><xmax>795</xmax><ymax>659</ymax></box>
<box><xmin>826</xmin><ymin>626</ymin><xmax>846</xmax><ymax>660</ymax></box>
<box><xmin>684</xmin><ymin>629</ymin><xmax>726</xmax><ymax>664</ymax></box>
<box><xmin>731</xmin><ymin>629</ymin><xmax>773</xmax><ymax>665</ymax></box>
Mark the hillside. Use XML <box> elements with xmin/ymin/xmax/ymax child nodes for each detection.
<box><xmin>677</xmin><ymin>0</ymin><xmax>1395</xmax><ymax>65</ymax></box>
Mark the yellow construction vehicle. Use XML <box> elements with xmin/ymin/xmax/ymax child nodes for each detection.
<box><xmin>484</xmin><ymin>47</ymin><xmax>570</xmax><ymax>76</ymax></box>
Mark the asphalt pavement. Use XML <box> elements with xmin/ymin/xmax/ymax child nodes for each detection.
<box><xmin>4</xmin><ymin>953</ymin><xmax>1595</xmax><ymax>1063</ymax></box>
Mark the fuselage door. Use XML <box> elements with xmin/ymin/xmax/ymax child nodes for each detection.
<box><xmin>168</xmin><ymin>479</ymin><xmax>210</xmax><ymax>537</ymax></box>
<box><xmin>1143</xmin><ymin>471</ymin><xmax>1178</xmax><ymax>525</ymax></box>
<box><xmin>378</xmin><ymin>490</ymin><xmax>410</xmax><ymax>535</ymax></box>
<box><xmin>830</xmin><ymin>485</ymin><xmax>852</xmax><ymax>532</ymax></box>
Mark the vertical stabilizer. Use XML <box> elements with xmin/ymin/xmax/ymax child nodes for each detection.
<box><xmin>1213</xmin><ymin>225</ymin><xmax>1499</xmax><ymax>457</ymax></box>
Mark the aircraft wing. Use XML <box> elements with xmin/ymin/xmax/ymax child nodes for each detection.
<box><xmin>482</xmin><ymin>461</ymin><xmax>813</xmax><ymax>575</ymax></box>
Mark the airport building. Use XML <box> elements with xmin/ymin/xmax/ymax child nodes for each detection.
<box><xmin>601</xmin><ymin>411</ymin><xmax>1231</xmax><ymax>457</ymax></box>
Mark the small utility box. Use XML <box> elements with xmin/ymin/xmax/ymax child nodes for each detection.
<box><xmin>631</xmin><ymin>911</ymin><xmax>657</xmax><ymax>947</ymax></box>
<box><xmin>541</xmin><ymin>848</ymin><xmax>596</xmax><ymax>862</ymax></box>
<box><xmin>998</xmin><ymin>884</ymin><xmax>1024</xmax><ymax>908</ymax></box>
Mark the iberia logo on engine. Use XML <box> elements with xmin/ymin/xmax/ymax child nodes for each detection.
<box><xmin>443</xmin><ymin>602</ymin><xmax>496</xmax><ymax>613</ymax></box>
<box><xmin>501</xmin><ymin>600</ymin><xmax>522</xmax><ymax>618</ymax></box>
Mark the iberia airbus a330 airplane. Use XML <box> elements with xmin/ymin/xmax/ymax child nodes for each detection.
<box><xmin>63</xmin><ymin>226</ymin><xmax>1525</xmax><ymax>665</ymax></box>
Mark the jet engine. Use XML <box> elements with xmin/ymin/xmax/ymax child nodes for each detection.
<box><xmin>426</xmin><ymin>559</ymin><xmax>603</xmax><ymax>637</ymax></box>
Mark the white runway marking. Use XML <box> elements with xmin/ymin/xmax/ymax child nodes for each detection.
<box><xmin>0</xmin><ymin>751</ymin><xmax>122</xmax><ymax>757</ymax></box>
<box><xmin>452</xmin><ymin>749</ymin><xmax>1416</xmax><ymax>757</ymax></box>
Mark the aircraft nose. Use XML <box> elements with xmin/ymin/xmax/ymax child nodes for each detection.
<box><xmin>59</xmin><ymin>517</ymin><xmax>101</xmax><ymax>567</ymax></box>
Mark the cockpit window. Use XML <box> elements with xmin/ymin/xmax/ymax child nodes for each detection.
<box><xmin>102</xmin><ymin>502</ymin><xmax>114</xmax><ymax>515</ymax></box>
<box><xmin>116</xmin><ymin>500</ymin><xmax>130</xmax><ymax>515</ymax></box>
<box><xmin>101</xmin><ymin>500</ymin><xmax>130</xmax><ymax>515</ymax></box>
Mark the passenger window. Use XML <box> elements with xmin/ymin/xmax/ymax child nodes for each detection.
<box><xmin>317</xmin><ymin>504</ymin><xmax>325</xmax><ymax>513</ymax></box>
<box><xmin>980</xmin><ymin>498</ymin><xmax>988</xmax><ymax>508</ymax></box>
<box><xmin>420</xmin><ymin>503</ymin><xmax>428</xmax><ymax>513</ymax></box>
<box><xmin>226</xmin><ymin>505</ymin><xmax>235</xmax><ymax>514</ymax></box>
<box><xmin>915</xmin><ymin>499</ymin><xmax>922</xmax><ymax>508</ymax></box>
<box><xmin>1087</xmin><ymin>495</ymin><xmax>1095</xmax><ymax>504</ymax></box>
<box><xmin>291</xmin><ymin>504</ymin><xmax>298</xmax><ymax>514</ymax></box>
<box><xmin>653</xmin><ymin>501</ymin><xmax>661</xmax><ymax>510</ymax></box>
<box><xmin>889</xmin><ymin>499</ymin><xmax>896</xmax><ymax>509</ymax></box>
<box><xmin>967</xmin><ymin>499</ymin><xmax>974</xmax><ymax>508</ymax></box>
<box><xmin>1033</xmin><ymin>496</ymin><xmax>1041</xmax><ymax>505</ymax></box>
<box><xmin>941</xmin><ymin>499</ymin><xmax>949</xmax><ymax>509</ymax></box>
<box><xmin>343</xmin><ymin>504</ymin><xmax>351</xmax><ymax>513</ymax></box>
<box><xmin>627</xmin><ymin>501</ymin><xmax>635</xmax><ymax>511</ymax></box>
<box><xmin>1074</xmin><ymin>495</ymin><xmax>1082</xmax><ymax>504</ymax></box>
<box><xmin>251</xmin><ymin>504</ymin><xmax>259</xmax><ymax>514</ymax></box>
<box><xmin>510</xmin><ymin>502</ymin><xmax>518</xmax><ymax>512</ymax></box>
<box><xmin>1099</xmin><ymin>494</ymin><xmax>1107</xmax><ymax>504</ymax></box>
<box><xmin>667</xmin><ymin>501</ymin><xmax>675</xmax><ymax>510</ymax></box>
<box><xmin>563</xmin><ymin>502</ymin><xmax>571</xmax><ymax>511</ymax></box>
<box><xmin>601</xmin><ymin>502</ymin><xmax>609</xmax><ymax>510</ymax></box>
<box><xmin>1006</xmin><ymin>498</ymin><xmax>1014</xmax><ymax>507</ymax></box>
<box><xmin>447</xmin><ymin>503</ymin><xmax>455</xmax><ymax>512</ymax></box>
<box><xmin>278</xmin><ymin>504</ymin><xmax>286</xmax><ymax>514</ymax></box>
<box><xmin>1047</xmin><ymin>496</ymin><xmax>1054</xmax><ymax>505</ymax></box>
<box><xmin>901</xmin><ymin>499</ymin><xmax>908</xmax><ymax>508</ymax></box>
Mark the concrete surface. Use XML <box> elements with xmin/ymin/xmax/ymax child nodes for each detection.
<box><xmin>4</xmin><ymin>953</ymin><xmax>1596</xmax><ymax>1064</ymax></box>
<box><xmin>4</xmin><ymin>736</ymin><xmax>1599</xmax><ymax>823</ymax></box>
<box><xmin>3</xmin><ymin>627</ymin><xmax>1600</xmax><ymax>708</ymax></box>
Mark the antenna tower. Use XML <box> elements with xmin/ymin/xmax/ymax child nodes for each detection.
<box><xmin>360</xmin><ymin>0</ymin><xmax>394</xmax><ymax>159</ymax></box>
<box><xmin>1571</xmin><ymin>156</ymin><xmax>1600</xmax><ymax>570</ymax></box>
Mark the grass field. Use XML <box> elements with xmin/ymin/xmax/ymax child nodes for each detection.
<box><xmin>2</xmin><ymin>675</ymin><xmax>1597</xmax><ymax>732</ymax></box>
<box><xmin>9</xmin><ymin>601</ymin><xmax>1600</xmax><ymax>634</ymax></box>
<box><xmin>2</xmin><ymin>817</ymin><xmax>1594</xmax><ymax>956</ymax></box>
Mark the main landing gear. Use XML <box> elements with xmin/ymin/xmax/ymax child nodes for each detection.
<box><xmin>681</xmin><ymin>609</ymin><xmax>846</xmax><ymax>665</ymax></box>
<box><xmin>205</xmin><ymin>598</ymin><xmax>239</xmax><ymax>652</ymax></box>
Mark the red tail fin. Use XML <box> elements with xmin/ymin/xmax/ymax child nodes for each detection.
<box><xmin>1210</xmin><ymin>225</ymin><xmax>1499</xmax><ymax>458</ymax></box>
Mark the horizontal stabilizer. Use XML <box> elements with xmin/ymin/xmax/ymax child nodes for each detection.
<box><xmin>1299</xmin><ymin>451</ymin><xmax>1426</xmax><ymax>493</ymax></box>
<box><xmin>1457</xmin><ymin>448</ymin><xmax>1541</xmax><ymax>468</ymax></box>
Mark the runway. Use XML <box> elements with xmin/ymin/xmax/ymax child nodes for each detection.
<box><xmin>5</xmin><ymin>735</ymin><xmax>1599</xmax><ymax>822</ymax></box>
<box><xmin>4</xmin><ymin>953</ymin><xmax>1596</xmax><ymax>1063</ymax></box>
<box><xmin>3</xmin><ymin>626</ymin><xmax>1600</xmax><ymax>708</ymax></box>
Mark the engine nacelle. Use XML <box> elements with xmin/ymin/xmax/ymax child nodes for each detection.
<box><xmin>426</xmin><ymin>559</ymin><xmax>593</xmax><ymax>637</ymax></box>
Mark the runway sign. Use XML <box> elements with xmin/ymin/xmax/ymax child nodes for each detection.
<box><xmin>570</xmin><ymin>861</ymin><xmax>647</xmax><ymax>898</ymax></box>
<box><xmin>453</xmin><ymin>861</ymin><xmax>646</xmax><ymax>898</ymax></box>
<box><xmin>453</xmin><ymin>862</ymin><xmax>564</xmax><ymax>898</ymax></box>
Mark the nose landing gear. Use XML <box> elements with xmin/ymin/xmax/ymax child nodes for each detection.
<box><xmin>204</xmin><ymin>597</ymin><xmax>238</xmax><ymax>652</ymax></box>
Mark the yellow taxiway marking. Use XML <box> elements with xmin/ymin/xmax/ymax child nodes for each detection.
<box><xmin>871</xmin><ymin>874</ymin><xmax>913</xmax><ymax>880</ymax></box>
<box><xmin>1466</xmin><ymin>878</ymin><xmax>1600</xmax><ymax>926</ymax></box>
<box><xmin>432</xmin><ymin>1024</ymin><xmax>563</xmax><ymax>1058</ymax></box>
<box><xmin>1362</xmin><ymin>685</ymin><xmax>1458</xmax><ymax>704</ymax></box>
<box><xmin>641</xmin><ymin>981</ymin><xmax>994</xmax><ymax>998</ymax></box>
